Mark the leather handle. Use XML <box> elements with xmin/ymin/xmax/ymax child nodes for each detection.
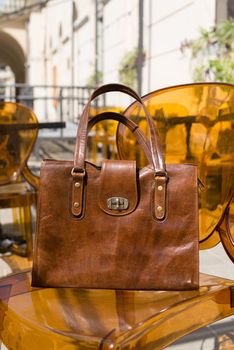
<box><xmin>74</xmin><ymin>83</ymin><xmax>165</xmax><ymax>174</ymax></box>
<box><xmin>87</xmin><ymin>112</ymin><xmax>152</xmax><ymax>164</ymax></box>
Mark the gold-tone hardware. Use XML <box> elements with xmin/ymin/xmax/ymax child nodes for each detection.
<box><xmin>74</xmin><ymin>202</ymin><xmax>80</xmax><ymax>208</ymax></box>
<box><xmin>155</xmin><ymin>171</ymin><xmax>169</xmax><ymax>180</ymax></box>
<box><xmin>157</xmin><ymin>206</ymin><xmax>163</xmax><ymax>212</ymax></box>
<box><xmin>75</xmin><ymin>182</ymin><xmax>80</xmax><ymax>188</ymax></box>
<box><xmin>107</xmin><ymin>197</ymin><xmax>129</xmax><ymax>211</ymax></box>
<box><xmin>157</xmin><ymin>185</ymin><xmax>163</xmax><ymax>191</ymax></box>
<box><xmin>71</xmin><ymin>168</ymin><xmax>86</xmax><ymax>176</ymax></box>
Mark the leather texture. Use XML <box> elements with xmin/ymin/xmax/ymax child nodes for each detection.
<box><xmin>32</xmin><ymin>83</ymin><xmax>199</xmax><ymax>290</ymax></box>
<box><xmin>99</xmin><ymin>160</ymin><xmax>138</xmax><ymax>216</ymax></box>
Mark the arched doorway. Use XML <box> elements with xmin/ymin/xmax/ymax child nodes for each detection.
<box><xmin>0</xmin><ymin>30</ymin><xmax>25</xmax><ymax>83</ymax></box>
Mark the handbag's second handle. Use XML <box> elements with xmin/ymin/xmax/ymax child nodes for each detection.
<box><xmin>71</xmin><ymin>84</ymin><xmax>168</xmax><ymax>220</ymax></box>
<box><xmin>87</xmin><ymin>112</ymin><xmax>152</xmax><ymax>164</ymax></box>
<box><xmin>74</xmin><ymin>83</ymin><xmax>165</xmax><ymax>174</ymax></box>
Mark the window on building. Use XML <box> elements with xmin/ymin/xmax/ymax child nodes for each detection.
<box><xmin>216</xmin><ymin>0</ymin><xmax>234</xmax><ymax>22</ymax></box>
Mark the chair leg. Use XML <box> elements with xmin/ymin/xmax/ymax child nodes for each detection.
<box><xmin>19</xmin><ymin>206</ymin><xmax>26</xmax><ymax>241</ymax></box>
<box><xmin>12</xmin><ymin>208</ymin><xmax>19</xmax><ymax>231</ymax></box>
<box><xmin>23</xmin><ymin>204</ymin><xmax>33</xmax><ymax>260</ymax></box>
<box><xmin>18</xmin><ymin>201</ymin><xmax>33</xmax><ymax>259</ymax></box>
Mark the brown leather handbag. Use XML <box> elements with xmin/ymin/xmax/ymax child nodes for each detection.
<box><xmin>32</xmin><ymin>84</ymin><xmax>199</xmax><ymax>290</ymax></box>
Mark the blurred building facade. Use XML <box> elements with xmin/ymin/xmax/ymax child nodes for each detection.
<box><xmin>0</xmin><ymin>0</ymin><xmax>233</xmax><ymax>119</ymax></box>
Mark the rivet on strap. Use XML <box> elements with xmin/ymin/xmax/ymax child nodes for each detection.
<box><xmin>71</xmin><ymin>169</ymin><xmax>85</xmax><ymax>216</ymax></box>
<box><xmin>154</xmin><ymin>175</ymin><xmax>167</xmax><ymax>220</ymax></box>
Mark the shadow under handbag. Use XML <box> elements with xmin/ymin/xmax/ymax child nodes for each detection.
<box><xmin>32</xmin><ymin>84</ymin><xmax>199</xmax><ymax>290</ymax></box>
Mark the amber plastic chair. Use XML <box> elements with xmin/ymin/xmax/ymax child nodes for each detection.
<box><xmin>0</xmin><ymin>265</ymin><xmax>233</xmax><ymax>349</ymax></box>
<box><xmin>117</xmin><ymin>82</ymin><xmax>234</xmax><ymax>262</ymax></box>
<box><xmin>0</xmin><ymin>102</ymin><xmax>39</xmax><ymax>257</ymax></box>
<box><xmin>0</xmin><ymin>85</ymin><xmax>233</xmax><ymax>350</ymax></box>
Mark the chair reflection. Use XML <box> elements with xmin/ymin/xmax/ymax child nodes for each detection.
<box><xmin>0</xmin><ymin>102</ymin><xmax>39</xmax><ymax>258</ymax></box>
<box><xmin>0</xmin><ymin>270</ymin><xmax>233</xmax><ymax>349</ymax></box>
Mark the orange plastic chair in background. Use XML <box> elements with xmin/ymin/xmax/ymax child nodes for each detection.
<box><xmin>0</xmin><ymin>84</ymin><xmax>233</xmax><ymax>350</ymax></box>
<box><xmin>0</xmin><ymin>102</ymin><xmax>39</xmax><ymax>258</ymax></box>
<box><xmin>117</xmin><ymin>82</ymin><xmax>234</xmax><ymax>262</ymax></box>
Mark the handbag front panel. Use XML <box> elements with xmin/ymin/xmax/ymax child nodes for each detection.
<box><xmin>32</xmin><ymin>160</ymin><xmax>199</xmax><ymax>290</ymax></box>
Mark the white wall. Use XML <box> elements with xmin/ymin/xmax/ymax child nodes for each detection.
<box><xmin>27</xmin><ymin>11</ymin><xmax>46</xmax><ymax>119</ymax></box>
<box><xmin>73</xmin><ymin>0</ymin><xmax>95</xmax><ymax>86</ymax></box>
<box><xmin>27</xmin><ymin>0</ymin><xmax>74</xmax><ymax>120</ymax></box>
<box><xmin>102</xmin><ymin>0</ymin><xmax>139</xmax><ymax>106</ymax></box>
<box><xmin>143</xmin><ymin>0</ymin><xmax>216</xmax><ymax>93</ymax></box>
<box><xmin>101</xmin><ymin>0</ymin><xmax>216</xmax><ymax>103</ymax></box>
<box><xmin>44</xmin><ymin>0</ymin><xmax>73</xmax><ymax>86</ymax></box>
<box><xmin>27</xmin><ymin>12</ymin><xmax>45</xmax><ymax>85</ymax></box>
<box><xmin>25</xmin><ymin>0</ymin><xmax>217</xmax><ymax>119</ymax></box>
<box><xmin>103</xmin><ymin>0</ymin><xmax>138</xmax><ymax>83</ymax></box>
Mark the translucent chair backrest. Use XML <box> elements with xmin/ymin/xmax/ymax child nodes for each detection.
<box><xmin>0</xmin><ymin>102</ymin><xmax>38</xmax><ymax>185</ymax></box>
<box><xmin>117</xmin><ymin>83</ymin><xmax>234</xmax><ymax>248</ymax></box>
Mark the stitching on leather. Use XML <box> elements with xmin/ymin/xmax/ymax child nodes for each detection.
<box><xmin>69</xmin><ymin>168</ymin><xmax>86</xmax><ymax>221</ymax></box>
<box><xmin>151</xmin><ymin>171</ymin><xmax>168</xmax><ymax>224</ymax></box>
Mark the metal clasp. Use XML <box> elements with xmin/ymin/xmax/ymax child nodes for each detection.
<box><xmin>107</xmin><ymin>197</ymin><xmax>129</xmax><ymax>211</ymax></box>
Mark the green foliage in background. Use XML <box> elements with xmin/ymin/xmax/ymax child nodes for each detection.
<box><xmin>187</xmin><ymin>20</ymin><xmax>234</xmax><ymax>83</ymax></box>
<box><xmin>87</xmin><ymin>70</ymin><xmax>103</xmax><ymax>87</ymax></box>
<box><xmin>118</xmin><ymin>48</ymin><xmax>138</xmax><ymax>89</ymax></box>
<box><xmin>118</xmin><ymin>48</ymin><xmax>145</xmax><ymax>90</ymax></box>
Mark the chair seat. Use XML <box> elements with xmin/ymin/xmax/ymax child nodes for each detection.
<box><xmin>0</xmin><ymin>270</ymin><xmax>233</xmax><ymax>350</ymax></box>
<box><xmin>0</xmin><ymin>182</ymin><xmax>36</xmax><ymax>208</ymax></box>
<box><xmin>0</xmin><ymin>182</ymin><xmax>33</xmax><ymax>194</ymax></box>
